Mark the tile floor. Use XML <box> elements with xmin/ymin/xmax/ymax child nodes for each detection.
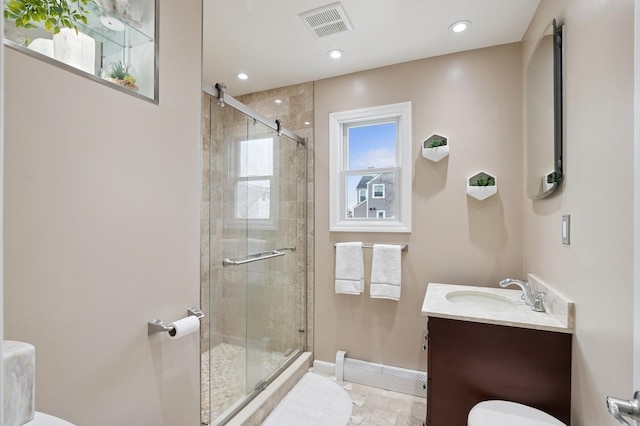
<box><xmin>202</xmin><ymin>351</ymin><xmax>427</xmax><ymax>426</ymax></box>
<box><xmin>314</xmin><ymin>371</ymin><xmax>427</xmax><ymax>426</ymax></box>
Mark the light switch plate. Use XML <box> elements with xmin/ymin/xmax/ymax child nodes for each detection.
<box><xmin>562</xmin><ymin>215</ymin><xmax>570</xmax><ymax>245</ymax></box>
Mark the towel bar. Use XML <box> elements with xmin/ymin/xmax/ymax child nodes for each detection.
<box><xmin>333</xmin><ymin>243</ymin><xmax>408</xmax><ymax>251</ymax></box>
<box><xmin>222</xmin><ymin>246</ymin><xmax>296</xmax><ymax>267</ymax></box>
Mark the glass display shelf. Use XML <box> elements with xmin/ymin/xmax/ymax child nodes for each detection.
<box><xmin>3</xmin><ymin>0</ymin><xmax>153</xmax><ymax>57</ymax></box>
<box><xmin>3</xmin><ymin>0</ymin><xmax>158</xmax><ymax>102</ymax></box>
<box><xmin>78</xmin><ymin>0</ymin><xmax>153</xmax><ymax>56</ymax></box>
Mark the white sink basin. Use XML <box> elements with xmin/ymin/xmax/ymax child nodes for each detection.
<box><xmin>423</xmin><ymin>283</ymin><xmax>574</xmax><ymax>333</ymax></box>
<box><xmin>445</xmin><ymin>291</ymin><xmax>517</xmax><ymax>312</ymax></box>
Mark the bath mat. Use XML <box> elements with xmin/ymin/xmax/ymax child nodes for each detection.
<box><xmin>262</xmin><ymin>372</ymin><xmax>352</xmax><ymax>426</ymax></box>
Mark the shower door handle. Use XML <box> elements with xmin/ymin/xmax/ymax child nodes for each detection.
<box><xmin>222</xmin><ymin>250</ymin><xmax>285</xmax><ymax>267</ymax></box>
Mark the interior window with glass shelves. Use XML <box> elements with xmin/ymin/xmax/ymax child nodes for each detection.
<box><xmin>3</xmin><ymin>0</ymin><xmax>158</xmax><ymax>101</ymax></box>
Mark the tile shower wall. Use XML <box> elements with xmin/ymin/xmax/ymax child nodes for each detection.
<box><xmin>200</xmin><ymin>82</ymin><xmax>315</xmax><ymax>355</ymax></box>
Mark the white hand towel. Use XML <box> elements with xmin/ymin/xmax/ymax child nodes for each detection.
<box><xmin>335</xmin><ymin>242</ymin><xmax>364</xmax><ymax>295</ymax></box>
<box><xmin>370</xmin><ymin>244</ymin><xmax>402</xmax><ymax>301</ymax></box>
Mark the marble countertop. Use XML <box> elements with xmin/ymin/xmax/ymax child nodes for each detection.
<box><xmin>421</xmin><ymin>282</ymin><xmax>574</xmax><ymax>334</ymax></box>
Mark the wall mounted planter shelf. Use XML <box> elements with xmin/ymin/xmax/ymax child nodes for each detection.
<box><xmin>467</xmin><ymin>171</ymin><xmax>497</xmax><ymax>201</ymax></box>
<box><xmin>422</xmin><ymin>133</ymin><xmax>449</xmax><ymax>162</ymax></box>
<box><xmin>543</xmin><ymin>171</ymin><xmax>557</xmax><ymax>193</ymax></box>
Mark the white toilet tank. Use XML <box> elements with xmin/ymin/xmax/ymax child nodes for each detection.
<box><xmin>468</xmin><ymin>400</ymin><xmax>566</xmax><ymax>426</ymax></box>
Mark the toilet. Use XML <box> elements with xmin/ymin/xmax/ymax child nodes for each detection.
<box><xmin>468</xmin><ymin>400</ymin><xmax>566</xmax><ymax>426</ymax></box>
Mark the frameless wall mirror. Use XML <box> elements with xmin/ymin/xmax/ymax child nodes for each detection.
<box><xmin>526</xmin><ymin>19</ymin><xmax>563</xmax><ymax>199</ymax></box>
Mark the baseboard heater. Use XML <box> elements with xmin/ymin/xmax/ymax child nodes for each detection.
<box><xmin>335</xmin><ymin>350</ymin><xmax>427</xmax><ymax>397</ymax></box>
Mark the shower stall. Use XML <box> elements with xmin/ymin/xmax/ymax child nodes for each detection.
<box><xmin>201</xmin><ymin>83</ymin><xmax>309</xmax><ymax>425</ymax></box>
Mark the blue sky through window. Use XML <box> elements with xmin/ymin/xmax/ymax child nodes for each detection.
<box><xmin>348</xmin><ymin>122</ymin><xmax>397</xmax><ymax>169</ymax></box>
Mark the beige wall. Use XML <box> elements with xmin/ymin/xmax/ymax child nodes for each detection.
<box><xmin>0</xmin><ymin>11</ymin><xmax>4</xmax><ymax>426</ymax></box>
<box><xmin>314</xmin><ymin>43</ymin><xmax>524</xmax><ymax>370</ymax></box>
<box><xmin>636</xmin><ymin>0</ymin><xmax>640</xmax><ymax>392</ymax></box>
<box><xmin>3</xmin><ymin>1</ymin><xmax>202</xmax><ymax>425</ymax></box>
<box><xmin>523</xmin><ymin>1</ymin><xmax>635</xmax><ymax>425</ymax></box>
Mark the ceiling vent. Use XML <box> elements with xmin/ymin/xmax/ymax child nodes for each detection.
<box><xmin>299</xmin><ymin>2</ymin><xmax>354</xmax><ymax>39</ymax></box>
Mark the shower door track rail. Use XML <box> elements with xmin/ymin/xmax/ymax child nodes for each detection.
<box><xmin>202</xmin><ymin>81</ymin><xmax>306</xmax><ymax>146</ymax></box>
<box><xmin>222</xmin><ymin>246</ymin><xmax>296</xmax><ymax>267</ymax></box>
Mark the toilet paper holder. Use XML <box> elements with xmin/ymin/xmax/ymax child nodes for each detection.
<box><xmin>148</xmin><ymin>307</ymin><xmax>205</xmax><ymax>336</ymax></box>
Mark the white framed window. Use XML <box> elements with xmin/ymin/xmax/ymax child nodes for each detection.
<box><xmin>372</xmin><ymin>184</ymin><xmax>385</xmax><ymax>198</ymax></box>
<box><xmin>329</xmin><ymin>102</ymin><xmax>412</xmax><ymax>233</ymax></box>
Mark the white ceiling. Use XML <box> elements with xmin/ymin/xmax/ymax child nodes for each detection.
<box><xmin>203</xmin><ymin>0</ymin><xmax>540</xmax><ymax>96</ymax></box>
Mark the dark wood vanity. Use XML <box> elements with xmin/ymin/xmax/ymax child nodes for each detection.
<box><xmin>425</xmin><ymin>317</ymin><xmax>572</xmax><ymax>426</ymax></box>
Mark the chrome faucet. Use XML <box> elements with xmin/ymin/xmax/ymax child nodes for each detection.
<box><xmin>499</xmin><ymin>278</ymin><xmax>536</xmax><ymax>306</ymax></box>
<box><xmin>607</xmin><ymin>391</ymin><xmax>640</xmax><ymax>425</ymax></box>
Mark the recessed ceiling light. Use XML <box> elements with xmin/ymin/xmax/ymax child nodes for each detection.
<box><xmin>237</xmin><ymin>73</ymin><xmax>248</xmax><ymax>80</ymax></box>
<box><xmin>449</xmin><ymin>20</ymin><xmax>472</xmax><ymax>33</ymax></box>
<box><xmin>304</xmin><ymin>121</ymin><xmax>311</xmax><ymax>126</ymax></box>
<box><xmin>274</xmin><ymin>99</ymin><xmax>283</xmax><ymax>104</ymax></box>
<box><xmin>327</xmin><ymin>49</ymin><xmax>343</xmax><ymax>59</ymax></box>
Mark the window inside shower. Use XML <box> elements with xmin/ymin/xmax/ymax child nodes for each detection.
<box><xmin>235</xmin><ymin>137</ymin><xmax>273</xmax><ymax>220</ymax></box>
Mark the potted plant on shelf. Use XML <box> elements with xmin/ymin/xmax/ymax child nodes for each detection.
<box><xmin>543</xmin><ymin>171</ymin><xmax>561</xmax><ymax>193</ymax></box>
<box><xmin>467</xmin><ymin>171</ymin><xmax>497</xmax><ymax>201</ymax></box>
<box><xmin>107</xmin><ymin>61</ymin><xmax>139</xmax><ymax>92</ymax></box>
<box><xmin>4</xmin><ymin>0</ymin><xmax>91</xmax><ymax>34</ymax></box>
<box><xmin>422</xmin><ymin>133</ymin><xmax>449</xmax><ymax>162</ymax></box>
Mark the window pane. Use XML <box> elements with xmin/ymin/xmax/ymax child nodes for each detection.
<box><xmin>345</xmin><ymin>171</ymin><xmax>396</xmax><ymax>219</ymax></box>
<box><xmin>347</xmin><ymin>122</ymin><xmax>396</xmax><ymax>170</ymax></box>
<box><xmin>239</xmin><ymin>138</ymin><xmax>273</xmax><ymax>177</ymax></box>
<box><xmin>236</xmin><ymin>180</ymin><xmax>270</xmax><ymax>219</ymax></box>
<box><xmin>372</xmin><ymin>184</ymin><xmax>385</xmax><ymax>198</ymax></box>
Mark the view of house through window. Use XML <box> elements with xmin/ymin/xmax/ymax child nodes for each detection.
<box><xmin>345</xmin><ymin>121</ymin><xmax>397</xmax><ymax>220</ymax></box>
<box><xmin>236</xmin><ymin>137</ymin><xmax>273</xmax><ymax>219</ymax></box>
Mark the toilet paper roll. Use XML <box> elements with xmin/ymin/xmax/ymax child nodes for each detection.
<box><xmin>167</xmin><ymin>316</ymin><xmax>200</xmax><ymax>340</ymax></box>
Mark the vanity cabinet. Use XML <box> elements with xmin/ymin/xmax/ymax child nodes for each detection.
<box><xmin>426</xmin><ymin>317</ymin><xmax>571</xmax><ymax>426</ymax></box>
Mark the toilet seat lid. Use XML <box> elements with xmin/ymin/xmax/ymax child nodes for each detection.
<box><xmin>468</xmin><ymin>400</ymin><xmax>566</xmax><ymax>426</ymax></box>
<box><xmin>30</xmin><ymin>412</ymin><xmax>75</xmax><ymax>426</ymax></box>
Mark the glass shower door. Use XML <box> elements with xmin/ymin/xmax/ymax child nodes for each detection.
<box><xmin>205</xmin><ymin>94</ymin><xmax>306</xmax><ymax>425</ymax></box>
<box><xmin>241</xmin><ymin>120</ymin><xmax>306</xmax><ymax>394</ymax></box>
<box><xmin>240</xmin><ymin>121</ymin><xmax>282</xmax><ymax>393</ymax></box>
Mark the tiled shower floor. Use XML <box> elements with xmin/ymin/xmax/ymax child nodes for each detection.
<box><xmin>201</xmin><ymin>343</ymin><xmax>286</xmax><ymax>425</ymax></box>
